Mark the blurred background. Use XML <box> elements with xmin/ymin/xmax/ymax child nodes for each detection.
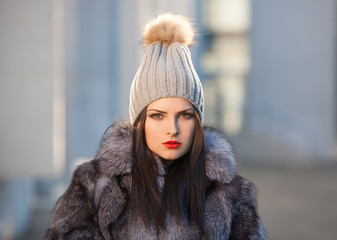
<box><xmin>0</xmin><ymin>0</ymin><xmax>336</xmax><ymax>239</ymax></box>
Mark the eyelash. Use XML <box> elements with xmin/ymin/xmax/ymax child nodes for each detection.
<box><xmin>179</xmin><ymin>113</ymin><xmax>194</xmax><ymax>119</ymax></box>
<box><xmin>149</xmin><ymin>114</ymin><xmax>163</xmax><ymax>119</ymax></box>
<box><xmin>149</xmin><ymin>113</ymin><xmax>194</xmax><ymax>120</ymax></box>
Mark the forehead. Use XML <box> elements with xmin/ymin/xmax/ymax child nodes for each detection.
<box><xmin>147</xmin><ymin>97</ymin><xmax>193</xmax><ymax>110</ymax></box>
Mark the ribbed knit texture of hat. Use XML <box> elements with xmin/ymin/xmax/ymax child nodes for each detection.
<box><xmin>129</xmin><ymin>13</ymin><xmax>204</xmax><ymax>125</ymax></box>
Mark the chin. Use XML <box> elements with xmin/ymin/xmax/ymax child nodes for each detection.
<box><xmin>159</xmin><ymin>151</ymin><xmax>186</xmax><ymax>160</ymax></box>
<box><xmin>160</xmin><ymin>154</ymin><xmax>179</xmax><ymax>160</ymax></box>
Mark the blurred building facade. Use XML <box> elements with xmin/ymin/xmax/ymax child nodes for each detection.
<box><xmin>243</xmin><ymin>0</ymin><xmax>337</xmax><ymax>165</ymax></box>
<box><xmin>201</xmin><ymin>0</ymin><xmax>337</xmax><ymax>165</ymax></box>
<box><xmin>0</xmin><ymin>0</ymin><xmax>336</xmax><ymax>238</ymax></box>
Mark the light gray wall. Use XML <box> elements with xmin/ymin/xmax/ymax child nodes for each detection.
<box><xmin>0</xmin><ymin>0</ymin><xmax>63</xmax><ymax>177</ymax></box>
<box><xmin>0</xmin><ymin>1</ymin><xmax>59</xmax><ymax>237</ymax></box>
<box><xmin>245</xmin><ymin>0</ymin><xmax>336</xmax><ymax>162</ymax></box>
<box><xmin>64</xmin><ymin>0</ymin><xmax>125</xmax><ymax>173</ymax></box>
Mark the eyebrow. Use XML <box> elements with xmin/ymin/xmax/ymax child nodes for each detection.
<box><xmin>147</xmin><ymin>108</ymin><xmax>194</xmax><ymax>114</ymax></box>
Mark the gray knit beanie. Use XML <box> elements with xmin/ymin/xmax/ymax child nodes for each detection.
<box><xmin>129</xmin><ymin>13</ymin><xmax>204</xmax><ymax>125</ymax></box>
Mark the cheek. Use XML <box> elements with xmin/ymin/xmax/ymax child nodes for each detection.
<box><xmin>188</xmin><ymin>127</ymin><xmax>195</xmax><ymax>145</ymax></box>
<box><xmin>144</xmin><ymin>120</ymin><xmax>160</xmax><ymax>147</ymax></box>
<box><xmin>183</xmin><ymin>122</ymin><xmax>196</xmax><ymax>147</ymax></box>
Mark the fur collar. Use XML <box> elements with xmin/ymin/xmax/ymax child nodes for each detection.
<box><xmin>94</xmin><ymin>121</ymin><xmax>237</xmax><ymax>184</ymax></box>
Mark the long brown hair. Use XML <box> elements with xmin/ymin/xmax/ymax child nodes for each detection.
<box><xmin>130</xmin><ymin>106</ymin><xmax>207</xmax><ymax>233</ymax></box>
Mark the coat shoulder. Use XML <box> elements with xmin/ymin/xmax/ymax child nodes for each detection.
<box><xmin>204</xmin><ymin>127</ymin><xmax>237</xmax><ymax>183</ymax></box>
<box><xmin>46</xmin><ymin>159</ymin><xmax>129</xmax><ymax>239</ymax></box>
<box><xmin>229</xmin><ymin>175</ymin><xmax>258</xmax><ymax>207</ymax></box>
<box><xmin>72</xmin><ymin>161</ymin><xmax>98</xmax><ymax>189</ymax></box>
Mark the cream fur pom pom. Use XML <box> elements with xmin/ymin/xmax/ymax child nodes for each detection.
<box><xmin>143</xmin><ymin>13</ymin><xmax>196</xmax><ymax>46</ymax></box>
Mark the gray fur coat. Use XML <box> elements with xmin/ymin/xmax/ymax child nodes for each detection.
<box><xmin>45</xmin><ymin>122</ymin><xmax>267</xmax><ymax>239</ymax></box>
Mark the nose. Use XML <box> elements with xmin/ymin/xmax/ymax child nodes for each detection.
<box><xmin>167</xmin><ymin>118</ymin><xmax>179</xmax><ymax>136</ymax></box>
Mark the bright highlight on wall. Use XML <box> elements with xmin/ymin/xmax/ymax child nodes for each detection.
<box><xmin>202</xmin><ymin>0</ymin><xmax>250</xmax><ymax>135</ymax></box>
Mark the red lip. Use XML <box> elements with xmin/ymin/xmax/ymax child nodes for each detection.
<box><xmin>163</xmin><ymin>141</ymin><xmax>181</xmax><ymax>149</ymax></box>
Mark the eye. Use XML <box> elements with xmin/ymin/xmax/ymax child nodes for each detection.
<box><xmin>149</xmin><ymin>113</ymin><xmax>163</xmax><ymax>119</ymax></box>
<box><xmin>179</xmin><ymin>113</ymin><xmax>194</xmax><ymax>119</ymax></box>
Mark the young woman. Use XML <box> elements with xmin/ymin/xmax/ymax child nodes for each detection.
<box><xmin>45</xmin><ymin>13</ymin><xmax>267</xmax><ymax>239</ymax></box>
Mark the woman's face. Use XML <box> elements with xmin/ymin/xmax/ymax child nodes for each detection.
<box><xmin>145</xmin><ymin>98</ymin><xmax>196</xmax><ymax>161</ymax></box>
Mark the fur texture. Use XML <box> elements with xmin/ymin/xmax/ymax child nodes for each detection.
<box><xmin>45</xmin><ymin>122</ymin><xmax>267</xmax><ymax>239</ymax></box>
<box><xmin>143</xmin><ymin>13</ymin><xmax>196</xmax><ymax>46</ymax></box>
